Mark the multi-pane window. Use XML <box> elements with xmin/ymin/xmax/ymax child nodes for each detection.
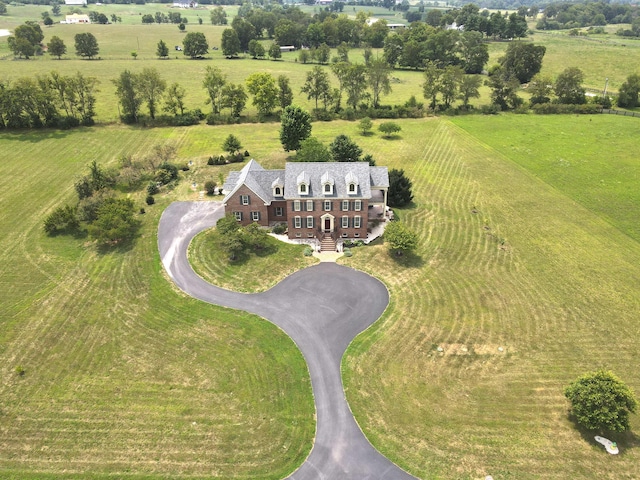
<box><xmin>274</xmin><ymin>187</ymin><xmax>282</xmax><ymax>196</ymax></box>
<box><xmin>348</xmin><ymin>183</ymin><xmax>356</xmax><ymax>193</ymax></box>
<box><xmin>294</xmin><ymin>216</ymin><xmax>301</xmax><ymax>228</ymax></box>
<box><xmin>342</xmin><ymin>216</ymin><xmax>349</xmax><ymax>228</ymax></box>
<box><xmin>306</xmin><ymin>216</ymin><xmax>314</xmax><ymax>228</ymax></box>
<box><xmin>233</xmin><ymin>211</ymin><xmax>242</xmax><ymax>221</ymax></box>
<box><xmin>275</xmin><ymin>207</ymin><xmax>283</xmax><ymax>216</ymax></box>
<box><xmin>306</xmin><ymin>200</ymin><xmax>313</xmax><ymax>211</ymax></box>
<box><xmin>300</xmin><ymin>183</ymin><xmax>307</xmax><ymax>194</ymax></box>
<box><xmin>324</xmin><ymin>200</ymin><xmax>331</xmax><ymax>211</ymax></box>
<box><xmin>324</xmin><ymin>183</ymin><xmax>332</xmax><ymax>194</ymax></box>
<box><xmin>293</xmin><ymin>200</ymin><xmax>301</xmax><ymax>211</ymax></box>
<box><xmin>251</xmin><ymin>211</ymin><xmax>260</xmax><ymax>222</ymax></box>
<box><xmin>241</xmin><ymin>195</ymin><xmax>249</xmax><ymax>205</ymax></box>
<box><xmin>354</xmin><ymin>216</ymin><xmax>361</xmax><ymax>228</ymax></box>
<box><xmin>341</xmin><ymin>200</ymin><xmax>349</xmax><ymax>211</ymax></box>
<box><xmin>354</xmin><ymin>200</ymin><xmax>362</xmax><ymax>211</ymax></box>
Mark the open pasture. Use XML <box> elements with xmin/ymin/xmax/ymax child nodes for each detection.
<box><xmin>340</xmin><ymin>114</ymin><xmax>640</xmax><ymax>479</ymax></box>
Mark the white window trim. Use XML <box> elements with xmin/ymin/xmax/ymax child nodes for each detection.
<box><xmin>306</xmin><ymin>200</ymin><xmax>313</xmax><ymax>211</ymax></box>
<box><xmin>324</xmin><ymin>200</ymin><xmax>331</xmax><ymax>211</ymax></box>
<box><xmin>348</xmin><ymin>183</ymin><xmax>357</xmax><ymax>194</ymax></box>
<box><xmin>342</xmin><ymin>200</ymin><xmax>349</xmax><ymax>211</ymax></box>
<box><xmin>241</xmin><ymin>195</ymin><xmax>249</xmax><ymax>205</ymax></box>
<box><xmin>354</xmin><ymin>200</ymin><xmax>362</xmax><ymax>211</ymax></box>
<box><xmin>275</xmin><ymin>207</ymin><xmax>283</xmax><ymax>216</ymax></box>
<box><xmin>251</xmin><ymin>211</ymin><xmax>260</xmax><ymax>222</ymax></box>
<box><xmin>273</xmin><ymin>186</ymin><xmax>282</xmax><ymax>197</ymax></box>
<box><xmin>342</xmin><ymin>216</ymin><xmax>349</xmax><ymax>228</ymax></box>
<box><xmin>294</xmin><ymin>200</ymin><xmax>301</xmax><ymax>212</ymax></box>
<box><xmin>323</xmin><ymin>183</ymin><xmax>333</xmax><ymax>194</ymax></box>
<box><xmin>233</xmin><ymin>211</ymin><xmax>242</xmax><ymax>221</ymax></box>
<box><xmin>306</xmin><ymin>216</ymin><xmax>313</xmax><ymax>228</ymax></box>
<box><xmin>299</xmin><ymin>183</ymin><xmax>308</xmax><ymax>195</ymax></box>
<box><xmin>354</xmin><ymin>215</ymin><xmax>361</xmax><ymax>228</ymax></box>
<box><xmin>294</xmin><ymin>216</ymin><xmax>301</xmax><ymax>228</ymax></box>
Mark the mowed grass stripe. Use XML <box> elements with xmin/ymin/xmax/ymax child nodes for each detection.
<box><xmin>343</xmin><ymin>117</ymin><xmax>640</xmax><ymax>479</ymax></box>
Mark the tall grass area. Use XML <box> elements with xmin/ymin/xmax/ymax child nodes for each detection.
<box><xmin>0</xmin><ymin>125</ymin><xmax>314</xmax><ymax>479</ymax></box>
<box><xmin>341</xmin><ymin>115</ymin><xmax>640</xmax><ymax>478</ymax></box>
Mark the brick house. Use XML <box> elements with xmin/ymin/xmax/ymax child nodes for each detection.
<box><xmin>222</xmin><ymin>160</ymin><xmax>389</xmax><ymax>247</ymax></box>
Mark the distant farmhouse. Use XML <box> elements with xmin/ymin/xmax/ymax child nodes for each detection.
<box><xmin>173</xmin><ymin>0</ymin><xmax>198</xmax><ymax>7</ymax></box>
<box><xmin>223</xmin><ymin>160</ymin><xmax>389</xmax><ymax>250</ymax></box>
<box><xmin>64</xmin><ymin>0</ymin><xmax>87</xmax><ymax>5</ymax></box>
<box><xmin>366</xmin><ymin>18</ymin><xmax>406</xmax><ymax>31</ymax></box>
<box><xmin>62</xmin><ymin>13</ymin><xmax>91</xmax><ymax>24</ymax></box>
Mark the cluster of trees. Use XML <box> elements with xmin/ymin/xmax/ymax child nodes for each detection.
<box><xmin>45</xmin><ymin>145</ymin><xmax>182</xmax><ymax>245</ymax></box>
<box><xmin>536</xmin><ymin>1</ymin><xmax>638</xmax><ymax>31</ymax></box>
<box><xmin>617</xmin><ymin>74</ymin><xmax>640</xmax><ymax>109</ymax></box>
<box><xmin>384</xmin><ymin>25</ymin><xmax>489</xmax><ymax>73</ymax></box>
<box><xmin>439</xmin><ymin>4</ymin><xmax>529</xmax><ymax>40</ymax></box>
<box><xmin>215</xmin><ymin>213</ymin><xmax>270</xmax><ymax>261</ymax></box>
<box><xmin>7</xmin><ymin>22</ymin><xmax>100</xmax><ymax>61</ymax></box>
<box><xmin>142</xmin><ymin>11</ymin><xmax>188</xmax><ymax>25</ymax></box>
<box><xmin>616</xmin><ymin>18</ymin><xmax>640</xmax><ymax>38</ymax></box>
<box><xmin>0</xmin><ymin>71</ymin><xmax>97</xmax><ymax>129</ymax></box>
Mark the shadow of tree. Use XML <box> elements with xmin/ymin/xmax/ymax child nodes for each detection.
<box><xmin>568</xmin><ymin>410</ymin><xmax>640</xmax><ymax>454</ymax></box>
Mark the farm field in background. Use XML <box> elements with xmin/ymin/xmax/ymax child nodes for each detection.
<box><xmin>1</xmin><ymin>3</ymin><xmax>639</xmax><ymax>123</ymax></box>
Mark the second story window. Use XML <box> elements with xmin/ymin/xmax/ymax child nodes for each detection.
<box><xmin>241</xmin><ymin>195</ymin><xmax>250</xmax><ymax>205</ymax></box>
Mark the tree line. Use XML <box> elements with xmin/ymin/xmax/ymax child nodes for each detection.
<box><xmin>535</xmin><ymin>1</ymin><xmax>638</xmax><ymax>31</ymax></box>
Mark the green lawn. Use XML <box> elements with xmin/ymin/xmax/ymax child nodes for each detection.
<box><xmin>340</xmin><ymin>115</ymin><xmax>640</xmax><ymax>478</ymax></box>
<box><xmin>0</xmin><ymin>125</ymin><xmax>314</xmax><ymax>479</ymax></box>
<box><xmin>1</xmin><ymin>108</ymin><xmax>640</xmax><ymax>478</ymax></box>
<box><xmin>189</xmin><ymin>229</ymin><xmax>318</xmax><ymax>293</ymax></box>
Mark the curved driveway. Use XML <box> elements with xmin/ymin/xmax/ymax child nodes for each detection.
<box><xmin>158</xmin><ymin>201</ymin><xmax>416</xmax><ymax>480</ymax></box>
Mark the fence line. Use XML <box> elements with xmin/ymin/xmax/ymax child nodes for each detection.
<box><xmin>601</xmin><ymin>108</ymin><xmax>640</xmax><ymax>118</ymax></box>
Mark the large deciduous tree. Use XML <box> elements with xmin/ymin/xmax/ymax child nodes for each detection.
<box><xmin>554</xmin><ymin>67</ymin><xmax>586</xmax><ymax>105</ymax></box>
<box><xmin>277</xmin><ymin>75</ymin><xmax>293</xmax><ymax>110</ymax></box>
<box><xmin>89</xmin><ymin>198</ymin><xmax>139</xmax><ymax>246</ymax></box>
<box><xmin>163</xmin><ymin>82</ymin><xmax>187</xmax><ymax>116</ymax></box>
<box><xmin>295</xmin><ymin>137</ymin><xmax>331</xmax><ymax>163</ymax></box>
<box><xmin>47</xmin><ymin>35</ymin><xmax>66</xmax><ymax>59</ymax></box>
<box><xmin>74</xmin><ymin>32</ymin><xmax>99</xmax><ymax>60</ymax></box>
<box><xmin>137</xmin><ymin>68</ymin><xmax>166</xmax><ymax>119</ymax></box>
<box><xmin>280</xmin><ymin>105</ymin><xmax>312</xmax><ymax>151</ymax></box>
<box><xmin>220</xmin><ymin>83</ymin><xmax>247</xmax><ymax>117</ymax></box>
<box><xmin>246</xmin><ymin>72</ymin><xmax>278</xmax><ymax>117</ymax></box>
<box><xmin>367</xmin><ymin>58</ymin><xmax>392</xmax><ymax>108</ymax></box>
<box><xmin>221</xmin><ymin>28</ymin><xmax>241</xmax><ymax>57</ymax></box>
<box><xmin>183</xmin><ymin>31</ymin><xmax>208</xmax><ymax>58</ymax></box>
<box><xmin>384</xmin><ymin>221</ymin><xmax>418</xmax><ymax>256</ymax></box>
<box><xmin>617</xmin><ymin>74</ymin><xmax>640</xmax><ymax>108</ymax></box>
<box><xmin>301</xmin><ymin>66</ymin><xmax>331</xmax><ymax>110</ymax></box>
<box><xmin>203</xmin><ymin>66</ymin><xmax>226</xmax><ymax>115</ymax></box>
<box><xmin>499</xmin><ymin>42</ymin><xmax>546</xmax><ymax>84</ymax></box>
<box><xmin>330</xmin><ymin>134</ymin><xmax>362</xmax><ymax>162</ymax></box>
<box><xmin>113</xmin><ymin>70</ymin><xmax>142</xmax><ymax>123</ymax></box>
<box><xmin>565</xmin><ymin>370</ymin><xmax>637</xmax><ymax>433</ymax></box>
<box><xmin>156</xmin><ymin>39</ymin><xmax>169</xmax><ymax>59</ymax></box>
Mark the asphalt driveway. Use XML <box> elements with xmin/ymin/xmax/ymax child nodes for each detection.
<box><xmin>158</xmin><ymin>201</ymin><xmax>416</xmax><ymax>480</ymax></box>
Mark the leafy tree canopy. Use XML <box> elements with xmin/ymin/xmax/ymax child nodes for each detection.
<box><xmin>330</xmin><ymin>134</ymin><xmax>362</xmax><ymax>162</ymax></box>
<box><xmin>280</xmin><ymin>105</ymin><xmax>312</xmax><ymax>151</ymax></box>
<box><xmin>565</xmin><ymin>370</ymin><xmax>638</xmax><ymax>433</ymax></box>
<box><xmin>295</xmin><ymin>137</ymin><xmax>331</xmax><ymax>163</ymax></box>
<box><xmin>388</xmin><ymin>168</ymin><xmax>414</xmax><ymax>207</ymax></box>
<box><xmin>183</xmin><ymin>31</ymin><xmax>208</xmax><ymax>59</ymax></box>
<box><xmin>384</xmin><ymin>221</ymin><xmax>418</xmax><ymax>256</ymax></box>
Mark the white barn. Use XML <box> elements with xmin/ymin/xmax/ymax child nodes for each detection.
<box><xmin>64</xmin><ymin>0</ymin><xmax>88</xmax><ymax>5</ymax></box>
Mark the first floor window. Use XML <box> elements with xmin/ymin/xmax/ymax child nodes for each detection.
<box><xmin>342</xmin><ymin>216</ymin><xmax>349</xmax><ymax>228</ymax></box>
<box><xmin>275</xmin><ymin>207</ymin><xmax>283</xmax><ymax>216</ymax></box>
<box><xmin>251</xmin><ymin>211</ymin><xmax>260</xmax><ymax>222</ymax></box>
<box><xmin>241</xmin><ymin>195</ymin><xmax>249</xmax><ymax>205</ymax></box>
<box><xmin>233</xmin><ymin>211</ymin><xmax>242</xmax><ymax>221</ymax></box>
<box><xmin>354</xmin><ymin>216</ymin><xmax>361</xmax><ymax>228</ymax></box>
<box><xmin>294</xmin><ymin>216</ymin><xmax>301</xmax><ymax>228</ymax></box>
<box><xmin>306</xmin><ymin>216</ymin><xmax>314</xmax><ymax>228</ymax></box>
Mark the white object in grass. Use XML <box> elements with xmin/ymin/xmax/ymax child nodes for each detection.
<box><xmin>595</xmin><ymin>436</ymin><xmax>619</xmax><ymax>455</ymax></box>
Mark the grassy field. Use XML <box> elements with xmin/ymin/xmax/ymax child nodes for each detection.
<box><xmin>340</xmin><ymin>115</ymin><xmax>640</xmax><ymax>479</ymax></box>
<box><xmin>2</xmin><ymin>3</ymin><xmax>639</xmax><ymax>124</ymax></box>
<box><xmin>189</xmin><ymin>230</ymin><xmax>318</xmax><ymax>293</ymax></box>
<box><xmin>0</xmin><ymin>125</ymin><xmax>315</xmax><ymax>479</ymax></box>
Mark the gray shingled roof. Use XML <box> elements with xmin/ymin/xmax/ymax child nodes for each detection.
<box><xmin>223</xmin><ymin>160</ymin><xmax>388</xmax><ymax>204</ymax></box>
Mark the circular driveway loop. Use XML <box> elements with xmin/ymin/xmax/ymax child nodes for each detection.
<box><xmin>158</xmin><ymin>202</ymin><xmax>416</xmax><ymax>480</ymax></box>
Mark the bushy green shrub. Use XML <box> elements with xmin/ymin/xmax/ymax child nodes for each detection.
<box><xmin>343</xmin><ymin>247</ymin><xmax>352</xmax><ymax>257</ymax></box>
<box><xmin>43</xmin><ymin>205</ymin><xmax>79</xmax><ymax>235</ymax></box>
<box><xmin>303</xmin><ymin>246</ymin><xmax>313</xmax><ymax>256</ymax></box>
<box><xmin>147</xmin><ymin>182</ymin><xmax>159</xmax><ymax>195</ymax></box>
<box><xmin>272</xmin><ymin>223</ymin><xmax>287</xmax><ymax>235</ymax></box>
<box><xmin>145</xmin><ymin>195</ymin><xmax>155</xmax><ymax>205</ymax></box>
<box><xmin>204</xmin><ymin>180</ymin><xmax>217</xmax><ymax>195</ymax></box>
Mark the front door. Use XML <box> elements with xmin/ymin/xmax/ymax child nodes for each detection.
<box><xmin>324</xmin><ymin>217</ymin><xmax>331</xmax><ymax>232</ymax></box>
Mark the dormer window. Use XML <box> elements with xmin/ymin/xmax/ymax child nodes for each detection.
<box><xmin>321</xmin><ymin>171</ymin><xmax>334</xmax><ymax>195</ymax></box>
<box><xmin>297</xmin><ymin>171</ymin><xmax>310</xmax><ymax>196</ymax></box>
<box><xmin>345</xmin><ymin>171</ymin><xmax>359</xmax><ymax>195</ymax></box>
<box><xmin>272</xmin><ymin>177</ymin><xmax>284</xmax><ymax>197</ymax></box>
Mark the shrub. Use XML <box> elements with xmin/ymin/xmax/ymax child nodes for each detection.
<box><xmin>207</xmin><ymin>156</ymin><xmax>215</xmax><ymax>166</ymax></box>
<box><xmin>147</xmin><ymin>182</ymin><xmax>159</xmax><ymax>195</ymax></box>
<box><xmin>303</xmin><ymin>246</ymin><xmax>313</xmax><ymax>256</ymax></box>
<box><xmin>480</xmin><ymin>104</ymin><xmax>500</xmax><ymax>115</ymax></box>
<box><xmin>343</xmin><ymin>247</ymin><xmax>352</xmax><ymax>257</ymax></box>
<box><xmin>145</xmin><ymin>195</ymin><xmax>155</xmax><ymax>205</ymax></box>
<box><xmin>43</xmin><ymin>205</ymin><xmax>79</xmax><ymax>235</ymax></box>
<box><xmin>139</xmin><ymin>208</ymin><xmax>146</xmax><ymax>214</ymax></box>
<box><xmin>204</xmin><ymin>180</ymin><xmax>217</xmax><ymax>195</ymax></box>
<box><xmin>244</xmin><ymin>150</ymin><xmax>250</xmax><ymax>157</ymax></box>
<box><xmin>272</xmin><ymin>223</ymin><xmax>287</xmax><ymax>235</ymax></box>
